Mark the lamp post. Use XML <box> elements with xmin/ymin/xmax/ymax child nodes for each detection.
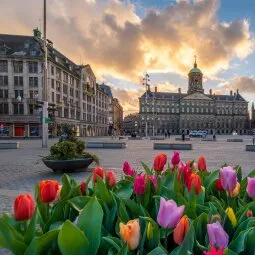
<box><xmin>143</xmin><ymin>72</ymin><xmax>150</xmax><ymax>138</ymax></box>
<box><xmin>42</xmin><ymin>0</ymin><xmax>49</xmax><ymax>148</ymax></box>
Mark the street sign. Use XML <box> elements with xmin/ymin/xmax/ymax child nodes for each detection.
<box><xmin>44</xmin><ymin>117</ymin><xmax>52</xmax><ymax>124</ymax></box>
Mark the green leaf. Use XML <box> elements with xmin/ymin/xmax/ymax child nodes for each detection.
<box><xmin>147</xmin><ymin>247</ymin><xmax>168</xmax><ymax>255</ymax></box>
<box><xmin>35</xmin><ymin>184</ymin><xmax>48</xmax><ymax>226</ymax></box>
<box><xmin>178</xmin><ymin>224</ymin><xmax>195</xmax><ymax>255</ymax></box>
<box><xmin>203</xmin><ymin>170</ymin><xmax>219</xmax><ymax>195</ymax></box>
<box><xmin>0</xmin><ymin>219</ymin><xmax>27</xmax><ymax>255</ymax></box>
<box><xmin>193</xmin><ymin>213</ymin><xmax>208</xmax><ymax>246</ymax></box>
<box><xmin>61</xmin><ymin>174</ymin><xmax>72</xmax><ymax>199</ymax></box>
<box><xmin>102</xmin><ymin>237</ymin><xmax>121</xmax><ymax>252</ymax></box>
<box><xmin>95</xmin><ymin>176</ymin><xmax>112</xmax><ymax>206</ymax></box>
<box><xmin>140</xmin><ymin>217</ymin><xmax>160</xmax><ymax>244</ymax></box>
<box><xmin>58</xmin><ymin>220</ymin><xmax>88</xmax><ymax>255</ymax></box>
<box><xmin>115</xmin><ymin>181</ymin><xmax>133</xmax><ymax>200</ymax></box>
<box><xmin>117</xmin><ymin>242</ymin><xmax>128</xmax><ymax>255</ymax></box>
<box><xmin>228</xmin><ymin>228</ymin><xmax>251</xmax><ymax>253</ymax></box>
<box><xmin>77</xmin><ymin>197</ymin><xmax>103</xmax><ymax>255</ymax></box>
<box><xmin>24</xmin><ymin>208</ymin><xmax>37</xmax><ymax>244</ymax></box>
<box><xmin>141</xmin><ymin>162</ymin><xmax>152</xmax><ymax>176</ymax></box>
<box><xmin>118</xmin><ymin>201</ymin><xmax>130</xmax><ymax>223</ymax></box>
<box><xmin>68</xmin><ymin>196</ymin><xmax>92</xmax><ymax>212</ymax></box>
<box><xmin>24</xmin><ymin>229</ymin><xmax>59</xmax><ymax>255</ymax></box>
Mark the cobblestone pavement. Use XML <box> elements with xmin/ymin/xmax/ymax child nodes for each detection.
<box><xmin>0</xmin><ymin>135</ymin><xmax>255</xmax><ymax>254</ymax></box>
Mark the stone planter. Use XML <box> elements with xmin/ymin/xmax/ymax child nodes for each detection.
<box><xmin>42</xmin><ymin>157</ymin><xmax>93</xmax><ymax>172</ymax></box>
<box><xmin>246</xmin><ymin>145</ymin><xmax>255</xmax><ymax>152</ymax></box>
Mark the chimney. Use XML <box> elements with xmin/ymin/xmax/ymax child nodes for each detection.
<box><xmin>155</xmin><ymin>86</ymin><xmax>157</xmax><ymax>93</ymax></box>
<box><xmin>230</xmin><ymin>90</ymin><xmax>233</xmax><ymax>96</ymax></box>
<box><xmin>178</xmin><ymin>88</ymin><xmax>181</xmax><ymax>94</ymax></box>
<box><xmin>237</xmin><ymin>89</ymin><xmax>239</xmax><ymax>94</ymax></box>
<box><xmin>209</xmin><ymin>89</ymin><xmax>212</xmax><ymax>95</ymax></box>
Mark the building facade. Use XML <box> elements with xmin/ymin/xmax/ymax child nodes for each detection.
<box><xmin>0</xmin><ymin>29</ymin><xmax>109</xmax><ymax>137</ymax></box>
<box><xmin>251</xmin><ymin>102</ymin><xmax>255</xmax><ymax>129</ymax></box>
<box><xmin>100</xmin><ymin>84</ymin><xmax>123</xmax><ymax>135</ymax></box>
<box><xmin>139</xmin><ymin>60</ymin><xmax>249</xmax><ymax>136</ymax></box>
<box><xmin>123</xmin><ymin>113</ymin><xmax>139</xmax><ymax>135</ymax></box>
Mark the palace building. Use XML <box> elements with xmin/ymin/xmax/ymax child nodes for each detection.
<box><xmin>139</xmin><ymin>60</ymin><xmax>249</xmax><ymax>136</ymax></box>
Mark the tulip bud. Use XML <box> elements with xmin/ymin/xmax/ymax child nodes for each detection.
<box><xmin>123</xmin><ymin>161</ymin><xmax>135</xmax><ymax>177</ymax></box>
<box><xmin>173</xmin><ymin>215</ymin><xmax>189</xmax><ymax>245</ymax></box>
<box><xmin>247</xmin><ymin>210</ymin><xmax>253</xmax><ymax>218</ymax></box>
<box><xmin>215</xmin><ymin>178</ymin><xmax>224</xmax><ymax>191</ymax></box>
<box><xmin>80</xmin><ymin>181</ymin><xmax>86</xmax><ymax>195</ymax></box>
<box><xmin>153</xmin><ymin>153</ymin><xmax>167</xmax><ymax>172</ymax></box>
<box><xmin>171</xmin><ymin>151</ymin><xmax>180</xmax><ymax>166</ymax></box>
<box><xmin>105</xmin><ymin>170</ymin><xmax>117</xmax><ymax>188</ymax></box>
<box><xmin>187</xmin><ymin>173</ymin><xmax>202</xmax><ymax>194</ymax></box>
<box><xmin>14</xmin><ymin>194</ymin><xmax>35</xmax><ymax>221</ymax></box>
<box><xmin>229</xmin><ymin>182</ymin><xmax>240</xmax><ymax>198</ymax></box>
<box><xmin>246</xmin><ymin>177</ymin><xmax>255</xmax><ymax>199</ymax></box>
<box><xmin>220</xmin><ymin>166</ymin><xmax>237</xmax><ymax>191</ymax></box>
<box><xmin>134</xmin><ymin>174</ymin><xmax>146</xmax><ymax>195</ymax></box>
<box><xmin>210</xmin><ymin>214</ymin><xmax>221</xmax><ymax>224</ymax></box>
<box><xmin>119</xmin><ymin>219</ymin><xmax>140</xmax><ymax>250</ymax></box>
<box><xmin>198</xmin><ymin>156</ymin><xmax>207</xmax><ymax>171</ymax></box>
<box><xmin>225</xmin><ymin>207</ymin><xmax>237</xmax><ymax>228</ymax></box>
<box><xmin>39</xmin><ymin>180</ymin><xmax>59</xmax><ymax>203</ymax></box>
<box><xmin>146</xmin><ymin>222</ymin><xmax>153</xmax><ymax>240</ymax></box>
<box><xmin>93</xmin><ymin>167</ymin><xmax>104</xmax><ymax>182</ymax></box>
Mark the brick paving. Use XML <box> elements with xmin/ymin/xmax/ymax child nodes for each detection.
<box><xmin>0</xmin><ymin>135</ymin><xmax>255</xmax><ymax>254</ymax></box>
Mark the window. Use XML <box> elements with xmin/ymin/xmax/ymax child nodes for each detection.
<box><xmin>28</xmin><ymin>62</ymin><xmax>38</xmax><ymax>73</ymax></box>
<box><xmin>76</xmin><ymin>79</ymin><xmax>79</xmax><ymax>88</ymax></box>
<box><xmin>63</xmin><ymin>97</ymin><xmax>68</xmax><ymax>105</ymax></box>
<box><xmin>13</xmin><ymin>61</ymin><xmax>23</xmax><ymax>73</ymax></box>
<box><xmin>187</xmin><ymin>108</ymin><xmax>189</xmax><ymax>113</ymax></box>
<box><xmin>51</xmin><ymin>79</ymin><xmax>54</xmax><ymax>89</ymax></box>
<box><xmin>56</xmin><ymin>81</ymin><xmax>61</xmax><ymax>92</ymax></box>
<box><xmin>0</xmin><ymin>76</ymin><xmax>8</xmax><ymax>85</ymax></box>
<box><xmin>15</xmin><ymin>90</ymin><xmax>24</xmax><ymax>99</ymax></box>
<box><xmin>51</xmin><ymin>92</ymin><xmax>54</xmax><ymax>103</ymax></box>
<box><xmin>182</xmin><ymin>107</ymin><xmax>184</xmax><ymax>112</ymax></box>
<box><xmin>0</xmin><ymin>103</ymin><xmax>8</xmax><ymax>114</ymax></box>
<box><xmin>56</xmin><ymin>94</ymin><xmax>61</xmax><ymax>103</ymax></box>
<box><xmin>76</xmin><ymin>90</ymin><xmax>79</xmax><ymax>98</ymax></box>
<box><xmin>63</xmin><ymin>72</ymin><xmax>68</xmax><ymax>82</ymax></box>
<box><xmin>0</xmin><ymin>60</ymin><xmax>8</xmax><ymax>72</ymax></box>
<box><xmin>30</xmin><ymin>50</ymin><xmax>37</xmax><ymax>56</ymax></box>
<box><xmin>64</xmin><ymin>108</ymin><xmax>69</xmax><ymax>118</ymax></box>
<box><xmin>63</xmin><ymin>85</ymin><xmax>68</xmax><ymax>94</ymax></box>
<box><xmin>13</xmin><ymin>103</ymin><xmax>24</xmax><ymax>114</ymax></box>
<box><xmin>29</xmin><ymin>104</ymin><xmax>36</xmax><ymax>115</ymax></box>
<box><xmin>51</xmin><ymin>66</ymin><xmax>54</xmax><ymax>75</ymax></box>
<box><xmin>29</xmin><ymin>77</ymin><xmax>38</xmax><ymax>87</ymax></box>
<box><xmin>56</xmin><ymin>68</ymin><xmax>61</xmax><ymax>79</ymax></box>
<box><xmin>0</xmin><ymin>89</ymin><xmax>8</xmax><ymax>98</ymax></box>
<box><xmin>70</xmin><ymin>77</ymin><xmax>74</xmax><ymax>85</ymax></box>
<box><xmin>14</xmin><ymin>76</ymin><xmax>23</xmax><ymax>86</ymax></box>
<box><xmin>70</xmin><ymin>88</ymin><xmax>74</xmax><ymax>97</ymax></box>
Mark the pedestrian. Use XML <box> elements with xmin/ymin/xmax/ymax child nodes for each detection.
<box><xmin>168</xmin><ymin>131</ymin><xmax>171</xmax><ymax>138</ymax></box>
<box><xmin>182</xmin><ymin>132</ymin><xmax>185</xmax><ymax>142</ymax></box>
<box><xmin>165</xmin><ymin>132</ymin><xmax>167</xmax><ymax>139</ymax></box>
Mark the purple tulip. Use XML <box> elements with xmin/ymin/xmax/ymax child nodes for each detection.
<box><xmin>207</xmin><ymin>221</ymin><xmax>229</xmax><ymax>248</ymax></box>
<box><xmin>247</xmin><ymin>177</ymin><xmax>255</xmax><ymax>198</ymax></box>
<box><xmin>157</xmin><ymin>197</ymin><xmax>184</xmax><ymax>229</ymax></box>
<box><xmin>220</xmin><ymin>166</ymin><xmax>237</xmax><ymax>191</ymax></box>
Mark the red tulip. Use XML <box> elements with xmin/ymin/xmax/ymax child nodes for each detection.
<box><xmin>187</xmin><ymin>173</ymin><xmax>202</xmax><ymax>194</ymax></box>
<box><xmin>14</xmin><ymin>194</ymin><xmax>35</xmax><ymax>221</ymax></box>
<box><xmin>215</xmin><ymin>178</ymin><xmax>224</xmax><ymax>191</ymax></box>
<box><xmin>123</xmin><ymin>161</ymin><xmax>135</xmax><ymax>176</ymax></box>
<box><xmin>173</xmin><ymin>215</ymin><xmax>189</xmax><ymax>245</ymax></box>
<box><xmin>198</xmin><ymin>156</ymin><xmax>207</xmax><ymax>171</ymax></box>
<box><xmin>39</xmin><ymin>180</ymin><xmax>59</xmax><ymax>203</ymax></box>
<box><xmin>153</xmin><ymin>153</ymin><xmax>167</xmax><ymax>172</ymax></box>
<box><xmin>106</xmin><ymin>170</ymin><xmax>117</xmax><ymax>188</ymax></box>
<box><xmin>247</xmin><ymin>210</ymin><xmax>253</xmax><ymax>218</ymax></box>
<box><xmin>93</xmin><ymin>167</ymin><xmax>104</xmax><ymax>182</ymax></box>
<box><xmin>171</xmin><ymin>151</ymin><xmax>180</xmax><ymax>166</ymax></box>
<box><xmin>203</xmin><ymin>245</ymin><xmax>224</xmax><ymax>255</ymax></box>
<box><xmin>134</xmin><ymin>174</ymin><xmax>146</xmax><ymax>195</ymax></box>
<box><xmin>178</xmin><ymin>163</ymin><xmax>192</xmax><ymax>186</ymax></box>
<box><xmin>80</xmin><ymin>181</ymin><xmax>86</xmax><ymax>195</ymax></box>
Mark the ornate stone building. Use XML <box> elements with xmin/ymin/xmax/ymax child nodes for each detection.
<box><xmin>0</xmin><ymin>29</ymin><xmax>110</xmax><ymax>137</ymax></box>
<box><xmin>139</xmin><ymin>60</ymin><xmax>249</xmax><ymax>136</ymax></box>
<box><xmin>251</xmin><ymin>102</ymin><xmax>255</xmax><ymax>129</ymax></box>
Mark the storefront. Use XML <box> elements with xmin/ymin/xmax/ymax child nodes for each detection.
<box><xmin>0</xmin><ymin>122</ymin><xmax>10</xmax><ymax>137</ymax></box>
<box><xmin>14</xmin><ymin>125</ymin><xmax>25</xmax><ymax>137</ymax></box>
<box><xmin>29</xmin><ymin>125</ymin><xmax>39</xmax><ymax>137</ymax></box>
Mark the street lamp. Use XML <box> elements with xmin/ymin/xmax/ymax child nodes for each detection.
<box><xmin>143</xmin><ymin>72</ymin><xmax>150</xmax><ymax>138</ymax></box>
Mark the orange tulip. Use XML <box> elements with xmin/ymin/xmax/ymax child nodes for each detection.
<box><xmin>105</xmin><ymin>170</ymin><xmax>117</xmax><ymax>188</ymax></box>
<box><xmin>14</xmin><ymin>194</ymin><xmax>35</xmax><ymax>221</ymax></box>
<box><xmin>198</xmin><ymin>156</ymin><xmax>207</xmax><ymax>171</ymax></box>
<box><xmin>173</xmin><ymin>215</ymin><xmax>189</xmax><ymax>246</ymax></box>
<box><xmin>39</xmin><ymin>180</ymin><xmax>59</xmax><ymax>203</ymax></box>
<box><xmin>229</xmin><ymin>182</ymin><xmax>240</xmax><ymax>198</ymax></box>
<box><xmin>93</xmin><ymin>167</ymin><xmax>104</xmax><ymax>182</ymax></box>
<box><xmin>187</xmin><ymin>173</ymin><xmax>202</xmax><ymax>194</ymax></box>
<box><xmin>119</xmin><ymin>219</ymin><xmax>140</xmax><ymax>250</ymax></box>
<box><xmin>153</xmin><ymin>153</ymin><xmax>167</xmax><ymax>172</ymax></box>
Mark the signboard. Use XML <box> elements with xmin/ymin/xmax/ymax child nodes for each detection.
<box><xmin>44</xmin><ymin>117</ymin><xmax>52</xmax><ymax>124</ymax></box>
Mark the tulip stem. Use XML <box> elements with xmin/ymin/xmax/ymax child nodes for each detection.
<box><xmin>164</xmin><ymin>229</ymin><xmax>168</xmax><ymax>249</ymax></box>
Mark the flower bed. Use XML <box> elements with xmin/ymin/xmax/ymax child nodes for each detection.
<box><xmin>1</xmin><ymin>152</ymin><xmax>255</xmax><ymax>255</ymax></box>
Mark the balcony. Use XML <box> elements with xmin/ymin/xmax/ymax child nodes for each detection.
<box><xmin>27</xmin><ymin>98</ymin><xmax>38</xmax><ymax>104</ymax></box>
<box><xmin>0</xmin><ymin>98</ymin><xmax>8</xmax><ymax>102</ymax></box>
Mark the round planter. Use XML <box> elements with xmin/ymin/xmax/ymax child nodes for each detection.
<box><xmin>42</xmin><ymin>158</ymin><xmax>93</xmax><ymax>172</ymax></box>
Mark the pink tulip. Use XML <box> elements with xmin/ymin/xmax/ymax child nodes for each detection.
<box><xmin>220</xmin><ymin>166</ymin><xmax>237</xmax><ymax>191</ymax></box>
<box><xmin>134</xmin><ymin>175</ymin><xmax>146</xmax><ymax>195</ymax></box>
<box><xmin>246</xmin><ymin>177</ymin><xmax>255</xmax><ymax>198</ymax></box>
<box><xmin>148</xmin><ymin>175</ymin><xmax>158</xmax><ymax>189</ymax></box>
<box><xmin>157</xmin><ymin>197</ymin><xmax>184</xmax><ymax>229</ymax></box>
<box><xmin>171</xmin><ymin>151</ymin><xmax>180</xmax><ymax>166</ymax></box>
<box><xmin>123</xmin><ymin>161</ymin><xmax>135</xmax><ymax>177</ymax></box>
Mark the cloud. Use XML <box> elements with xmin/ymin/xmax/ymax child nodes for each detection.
<box><xmin>0</xmin><ymin>0</ymin><xmax>253</xmax><ymax>82</ymax></box>
<box><xmin>220</xmin><ymin>76</ymin><xmax>255</xmax><ymax>94</ymax></box>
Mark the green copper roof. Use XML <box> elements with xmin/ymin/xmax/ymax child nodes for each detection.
<box><xmin>189</xmin><ymin>67</ymin><xmax>202</xmax><ymax>74</ymax></box>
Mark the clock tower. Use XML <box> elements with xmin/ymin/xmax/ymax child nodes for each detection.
<box><xmin>188</xmin><ymin>57</ymin><xmax>204</xmax><ymax>94</ymax></box>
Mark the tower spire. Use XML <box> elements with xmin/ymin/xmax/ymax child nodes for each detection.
<box><xmin>194</xmin><ymin>55</ymin><xmax>197</xmax><ymax>68</ymax></box>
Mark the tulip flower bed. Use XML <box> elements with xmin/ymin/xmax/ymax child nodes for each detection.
<box><xmin>1</xmin><ymin>152</ymin><xmax>255</xmax><ymax>255</ymax></box>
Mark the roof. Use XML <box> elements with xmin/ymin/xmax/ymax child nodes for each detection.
<box><xmin>100</xmin><ymin>84</ymin><xmax>113</xmax><ymax>97</ymax></box>
<box><xmin>140</xmin><ymin>91</ymin><xmax>246</xmax><ymax>102</ymax></box>
<box><xmin>189</xmin><ymin>67</ymin><xmax>202</xmax><ymax>74</ymax></box>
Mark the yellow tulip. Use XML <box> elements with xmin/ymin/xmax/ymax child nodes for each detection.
<box><xmin>147</xmin><ymin>222</ymin><xmax>153</xmax><ymax>240</ymax></box>
<box><xmin>229</xmin><ymin>182</ymin><xmax>240</xmax><ymax>198</ymax></box>
<box><xmin>225</xmin><ymin>207</ymin><xmax>237</xmax><ymax>227</ymax></box>
<box><xmin>119</xmin><ymin>219</ymin><xmax>140</xmax><ymax>250</ymax></box>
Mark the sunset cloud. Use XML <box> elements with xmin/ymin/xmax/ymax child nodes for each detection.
<box><xmin>220</xmin><ymin>76</ymin><xmax>255</xmax><ymax>93</ymax></box>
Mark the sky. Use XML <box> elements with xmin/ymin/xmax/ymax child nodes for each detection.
<box><xmin>1</xmin><ymin>0</ymin><xmax>255</xmax><ymax>116</ymax></box>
